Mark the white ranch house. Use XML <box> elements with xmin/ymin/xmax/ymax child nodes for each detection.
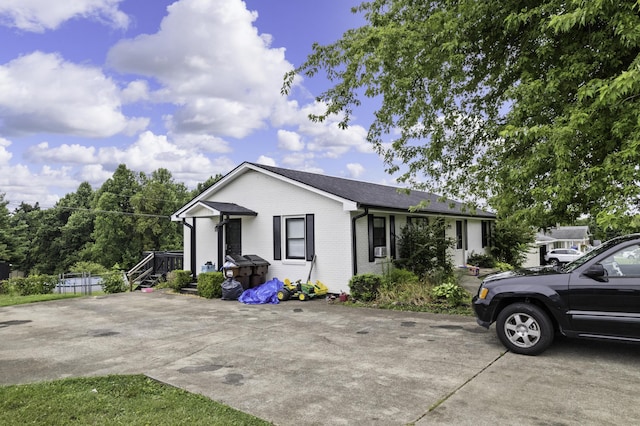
<box><xmin>171</xmin><ymin>162</ymin><xmax>496</xmax><ymax>294</ymax></box>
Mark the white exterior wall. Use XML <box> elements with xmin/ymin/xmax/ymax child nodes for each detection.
<box><xmin>180</xmin><ymin>168</ymin><xmax>495</xmax><ymax>293</ymax></box>
<box><xmin>354</xmin><ymin>214</ymin><xmax>490</xmax><ymax>275</ymax></box>
<box><xmin>189</xmin><ymin>170</ymin><xmax>354</xmax><ymax>294</ymax></box>
<box><xmin>353</xmin><ymin>212</ymin><xmax>383</xmax><ymax>276</ymax></box>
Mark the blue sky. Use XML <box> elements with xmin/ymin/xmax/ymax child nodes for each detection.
<box><xmin>0</xmin><ymin>0</ymin><xmax>398</xmax><ymax>210</ymax></box>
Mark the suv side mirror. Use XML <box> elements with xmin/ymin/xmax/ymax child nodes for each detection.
<box><xmin>583</xmin><ymin>264</ymin><xmax>608</xmax><ymax>282</ymax></box>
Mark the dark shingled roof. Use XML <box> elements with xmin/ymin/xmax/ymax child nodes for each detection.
<box><xmin>200</xmin><ymin>201</ymin><xmax>257</xmax><ymax>216</ymax></box>
<box><xmin>250</xmin><ymin>163</ymin><xmax>495</xmax><ymax>218</ymax></box>
<box><xmin>544</xmin><ymin>226</ymin><xmax>589</xmax><ymax>240</ymax></box>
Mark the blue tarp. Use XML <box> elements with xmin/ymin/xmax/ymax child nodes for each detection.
<box><xmin>238</xmin><ymin>278</ymin><xmax>284</xmax><ymax>304</ymax></box>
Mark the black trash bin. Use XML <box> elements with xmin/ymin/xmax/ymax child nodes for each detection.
<box><xmin>224</xmin><ymin>254</ymin><xmax>253</xmax><ymax>289</ymax></box>
<box><xmin>244</xmin><ymin>254</ymin><xmax>270</xmax><ymax>287</ymax></box>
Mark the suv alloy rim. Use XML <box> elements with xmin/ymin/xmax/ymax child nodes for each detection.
<box><xmin>503</xmin><ymin>312</ymin><xmax>541</xmax><ymax>348</ymax></box>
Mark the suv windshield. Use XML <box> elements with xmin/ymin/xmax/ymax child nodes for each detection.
<box><xmin>562</xmin><ymin>235</ymin><xmax>638</xmax><ymax>272</ymax></box>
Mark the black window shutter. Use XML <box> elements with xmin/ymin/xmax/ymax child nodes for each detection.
<box><xmin>367</xmin><ymin>214</ymin><xmax>374</xmax><ymax>262</ymax></box>
<box><xmin>305</xmin><ymin>214</ymin><xmax>315</xmax><ymax>261</ymax></box>
<box><xmin>273</xmin><ymin>216</ymin><xmax>281</xmax><ymax>260</ymax></box>
<box><xmin>390</xmin><ymin>215</ymin><xmax>396</xmax><ymax>259</ymax></box>
<box><xmin>464</xmin><ymin>219</ymin><xmax>468</xmax><ymax>250</ymax></box>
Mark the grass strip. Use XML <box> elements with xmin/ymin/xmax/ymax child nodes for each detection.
<box><xmin>0</xmin><ymin>293</ymin><xmax>87</xmax><ymax>307</ymax></box>
<box><xmin>0</xmin><ymin>374</ymin><xmax>270</xmax><ymax>425</ymax></box>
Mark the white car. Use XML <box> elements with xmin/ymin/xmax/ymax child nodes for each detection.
<box><xmin>622</xmin><ymin>248</ymin><xmax>640</xmax><ymax>260</ymax></box>
<box><xmin>544</xmin><ymin>248</ymin><xmax>583</xmax><ymax>265</ymax></box>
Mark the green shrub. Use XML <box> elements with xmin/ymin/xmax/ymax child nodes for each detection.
<box><xmin>69</xmin><ymin>261</ymin><xmax>108</xmax><ymax>275</ymax></box>
<box><xmin>382</xmin><ymin>267</ymin><xmax>419</xmax><ymax>289</ymax></box>
<box><xmin>0</xmin><ymin>280</ymin><xmax>7</xmax><ymax>295</ymax></box>
<box><xmin>166</xmin><ymin>270</ymin><xmax>193</xmax><ymax>292</ymax></box>
<box><xmin>101</xmin><ymin>268</ymin><xmax>126</xmax><ymax>294</ymax></box>
<box><xmin>6</xmin><ymin>275</ymin><xmax>58</xmax><ymax>296</ymax></box>
<box><xmin>197</xmin><ymin>272</ymin><xmax>225</xmax><ymax>299</ymax></box>
<box><xmin>466</xmin><ymin>252</ymin><xmax>495</xmax><ymax>268</ymax></box>
<box><xmin>431</xmin><ymin>282</ymin><xmax>468</xmax><ymax>306</ymax></box>
<box><xmin>396</xmin><ymin>218</ymin><xmax>455</xmax><ymax>278</ymax></box>
<box><xmin>495</xmin><ymin>261</ymin><xmax>514</xmax><ymax>271</ymax></box>
<box><xmin>349</xmin><ymin>273</ymin><xmax>382</xmax><ymax>302</ymax></box>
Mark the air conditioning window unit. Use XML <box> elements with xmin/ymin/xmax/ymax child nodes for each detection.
<box><xmin>374</xmin><ymin>246</ymin><xmax>387</xmax><ymax>258</ymax></box>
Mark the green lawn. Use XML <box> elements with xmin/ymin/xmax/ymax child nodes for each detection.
<box><xmin>0</xmin><ymin>375</ymin><xmax>270</xmax><ymax>425</ymax></box>
<box><xmin>0</xmin><ymin>292</ymin><xmax>89</xmax><ymax>307</ymax></box>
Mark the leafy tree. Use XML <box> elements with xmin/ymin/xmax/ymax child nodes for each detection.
<box><xmin>284</xmin><ymin>0</ymin><xmax>640</xmax><ymax>231</ymax></box>
<box><xmin>29</xmin><ymin>208</ymin><xmax>66</xmax><ymax>274</ymax></box>
<box><xmin>0</xmin><ymin>194</ymin><xmax>10</xmax><ymax>261</ymax></box>
<box><xmin>55</xmin><ymin>182</ymin><xmax>96</xmax><ymax>270</ymax></box>
<box><xmin>7</xmin><ymin>202</ymin><xmax>40</xmax><ymax>272</ymax></box>
<box><xmin>131</xmin><ymin>168</ymin><xmax>190</xmax><ymax>251</ymax></box>
<box><xmin>490</xmin><ymin>220</ymin><xmax>536</xmax><ymax>268</ymax></box>
<box><xmin>191</xmin><ymin>174</ymin><xmax>223</xmax><ymax>198</ymax></box>
<box><xmin>396</xmin><ymin>218</ymin><xmax>454</xmax><ymax>278</ymax></box>
<box><xmin>91</xmin><ymin>164</ymin><xmax>142</xmax><ymax>269</ymax></box>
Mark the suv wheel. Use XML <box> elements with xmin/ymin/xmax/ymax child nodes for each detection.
<box><xmin>496</xmin><ymin>303</ymin><xmax>554</xmax><ymax>355</ymax></box>
<box><xmin>547</xmin><ymin>258</ymin><xmax>558</xmax><ymax>266</ymax></box>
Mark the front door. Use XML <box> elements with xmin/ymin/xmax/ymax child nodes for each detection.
<box><xmin>225</xmin><ymin>219</ymin><xmax>242</xmax><ymax>255</ymax></box>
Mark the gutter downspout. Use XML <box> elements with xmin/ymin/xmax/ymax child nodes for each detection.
<box><xmin>216</xmin><ymin>215</ymin><xmax>228</xmax><ymax>272</ymax></box>
<box><xmin>182</xmin><ymin>218</ymin><xmax>196</xmax><ymax>280</ymax></box>
<box><xmin>351</xmin><ymin>206</ymin><xmax>369</xmax><ymax>276</ymax></box>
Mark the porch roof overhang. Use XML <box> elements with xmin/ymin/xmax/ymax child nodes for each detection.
<box><xmin>172</xmin><ymin>201</ymin><xmax>257</xmax><ymax>219</ymax></box>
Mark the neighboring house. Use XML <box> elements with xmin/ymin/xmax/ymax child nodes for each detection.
<box><xmin>171</xmin><ymin>162</ymin><xmax>496</xmax><ymax>294</ymax></box>
<box><xmin>537</xmin><ymin>226</ymin><xmax>591</xmax><ymax>252</ymax></box>
<box><xmin>522</xmin><ymin>225</ymin><xmax>592</xmax><ymax>267</ymax></box>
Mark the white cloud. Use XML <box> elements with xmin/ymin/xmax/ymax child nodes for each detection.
<box><xmin>0</xmin><ymin>140</ymin><xmax>71</xmax><ymax>206</ymax></box>
<box><xmin>0</xmin><ymin>52</ymin><xmax>148</xmax><ymax>137</ymax></box>
<box><xmin>121</xmin><ymin>80</ymin><xmax>150</xmax><ymax>103</ymax></box>
<box><xmin>277</xmin><ymin>130</ymin><xmax>304</xmax><ymax>151</ymax></box>
<box><xmin>170</xmin><ymin>133</ymin><xmax>232</xmax><ymax>154</ymax></box>
<box><xmin>256</xmin><ymin>155</ymin><xmax>276</xmax><ymax>166</ymax></box>
<box><xmin>0</xmin><ymin>137</ymin><xmax>12</xmax><ymax>164</ymax></box>
<box><xmin>346</xmin><ymin>163</ymin><xmax>365</xmax><ymax>178</ymax></box>
<box><xmin>0</xmin><ymin>0</ymin><xmax>129</xmax><ymax>32</ymax></box>
<box><xmin>25</xmin><ymin>142</ymin><xmax>97</xmax><ymax>164</ymax></box>
<box><xmin>107</xmin><ymin>0</ymin><xmax>294</xmax><ymax>139</ymax></box>
<box><xmin>281</xmin><ymin>152</ymin><xmax>323</xmax><ymax>173</ymax></box>
<box><xmin>276</xmin><ymin>100</ymin><xmax>373</xmax><ymax>159</ymax></box>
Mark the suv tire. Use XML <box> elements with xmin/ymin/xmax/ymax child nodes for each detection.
<box><xmin>496</xmin><ymin>303</ymin><xmax>554</xmax><ymax>355</ymax></box>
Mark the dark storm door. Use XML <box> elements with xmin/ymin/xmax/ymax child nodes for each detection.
<box><xmin>225</xmin><ymin>219</ymin><xmax>242</xmax><ymax>255</ymax></box>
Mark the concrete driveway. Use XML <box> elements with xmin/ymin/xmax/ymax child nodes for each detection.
<box><xmin>1</xmin><ymin>291</ymin><xmax>640</xmax><ymax>425</ymax></box>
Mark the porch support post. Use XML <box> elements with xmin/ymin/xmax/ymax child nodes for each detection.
<box><xmin>182</xmin><ymin>218</ymin><xmax>196</xmax><ymax>280</ymax></box>
<box><xmin>351</xmin><ymin>207</ymin><xmax>369</xmax><ymax>276</ymax></box>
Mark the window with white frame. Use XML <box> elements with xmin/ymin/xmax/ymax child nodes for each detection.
<box><xmin>285</xmin><ymin>217</ymin><xmax>306</xmax><ymax>259</ymax></box>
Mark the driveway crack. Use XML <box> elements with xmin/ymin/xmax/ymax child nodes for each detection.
<box><xmin>412</xmin><ymin>350</ymin><xmax>507</xmax><ymax>424</ymax></box>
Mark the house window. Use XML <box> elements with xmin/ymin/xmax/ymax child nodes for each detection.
<box><xmin>408</xmin><ymin>216</ymin><xmax>429</xmax><ymax>227</ymax></box>
<box><xmin>285</xmin><ymin>217</ymin><xmax>305</xmax><ymax>259</ymax></box>
<box><xmin>455</xmin><ymin>220</ymin><xmax>468</xmax><ymax>250</ymax></box>
<box><xmin>481</xmin><ymin>220</ymin><xmax>492</xmax><ymax>248</ymax></box>
<box><xmin>456</xmin><ymin>220</ymin><xmax>463</xmax><ymax>249</ymax></box>
<box><xmin>368</xmin><ymin>215</ymin><xmax>387</xmax><ymax>262</ymax></box>
<box><xmin>373</xmin><ymin>217</ymin><xmax>386</xmax><ymax>248</ymax></box>
<box><xmin>273</xmin><ymin>214</ymin><xmax>315</xmax><ymax>261</ymax></box>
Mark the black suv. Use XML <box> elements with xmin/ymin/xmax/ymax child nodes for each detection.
<box><xmin>473</xmin><ymin>234</ymin><xmax>640</xmax><ymax>355</ymax></box>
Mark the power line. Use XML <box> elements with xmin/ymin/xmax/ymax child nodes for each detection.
<box><xmin>5</xmin><ymin>203</ymin><xmax>172</xmax><ymax>219</ymax></box>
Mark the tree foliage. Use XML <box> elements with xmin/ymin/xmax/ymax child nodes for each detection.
<box><xmin>396</xmin><ymin>218</ymin><xmax>454</xmax><ymax>278</ymax></box>
<box><xmin>0</xmin><ymin>165</ymin><xmax>201</xmax><ymax>276</ymax></box>
<box><xmin>284</xmin><ymin>0</ymin><xmax>640</xmax><ymax>231</ymax></box>
<box><xmin>490</xmin><ymin>219</ymin><xmax>536</xmax><ymax>268</ymax></box>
